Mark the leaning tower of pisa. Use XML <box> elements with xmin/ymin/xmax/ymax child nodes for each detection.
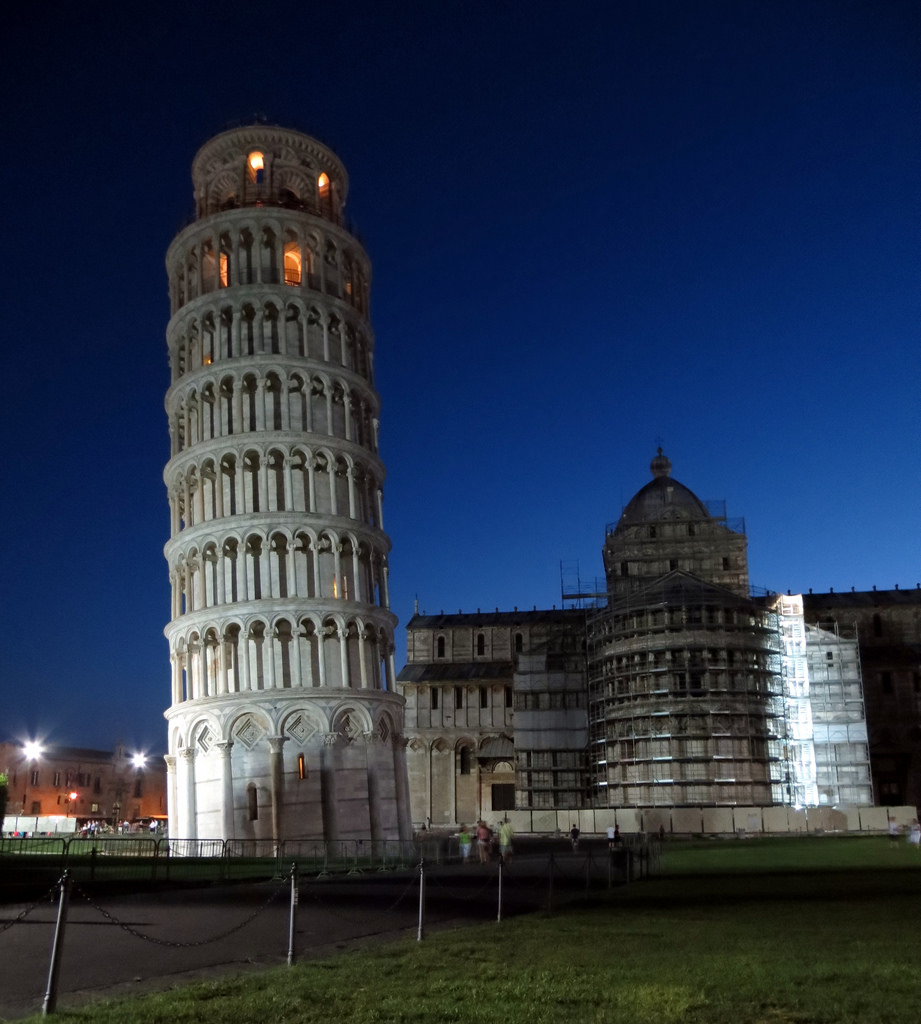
<box><xmin>163</xmin><ymin>124</ymin><xmax>412</xmax><ymax>843</ymax></box>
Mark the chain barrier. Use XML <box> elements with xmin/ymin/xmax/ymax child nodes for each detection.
<box><xmin>298</xmin><ymin>864</ymin><xmax>421</xmax><ymax>923</ymax></box>
<box><xmin>69</xmin><ymin>874</ymin><xmax>290</xmax><ymax>949</ymax></box>
<box><xmin>0</xmin><ymin>881</ymin><xmax>60</xmax><ymax>934</ymax></box>
<box><xmin>425</xmin><ymin>865</ymin><xmax>499</xmax><ymax>901</ymax></box>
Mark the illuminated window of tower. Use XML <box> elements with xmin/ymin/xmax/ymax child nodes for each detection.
<box><xmin>248</xmin><ymin>151</ymin><xmax>265</xmax><ymax>184</ymax></box>
<box><xmin>219</xmin><ymin>252</ymin><xmax>229</xmax><ymax>288</ymax></box>
<box><xmin>284</xmin><ymin>241</ymin><xmax>302</xmax><ymax>286</ymax></box>
<box><xmin>318</xmin><ymin>172</ymin><xmax>330</xmax><ymax>198</ymax></box>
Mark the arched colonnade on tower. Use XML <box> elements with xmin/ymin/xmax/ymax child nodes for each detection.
<box><xmin>169</xmin><ymin>609</ymin><xmax>395</xmax><ymax>704</ymax></box>
<box><xmin>168</xmin><ymin>365</ymin><xmax>378</xmax><ymax>458</ymax></box>
<box><xmin>166</xmin><ymin>442</ymin><xmax>383</xmax><ymax>533</ymax></box>
<box><xmin>168</xmin><ymin>525</ymin><xmax>390</xmax><ymax>615</ymax></box>
<box><xmin>168</xmin><ymin>218</ymin><xmax>368</xmax><ymax>319</ymax></box>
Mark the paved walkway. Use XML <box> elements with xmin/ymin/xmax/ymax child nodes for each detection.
<box><xmin>0</xmin><ymin>853</ymin><xmax>594</xmax><ymax>1020</ymax></box>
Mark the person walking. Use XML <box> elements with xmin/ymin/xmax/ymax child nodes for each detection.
<box><xmin>457</xmin><ymin>824</ymin><xmax>472</xmax><ymax>863</ymax></box>
<box><xmin>476</xmin><ymin>820</ymin><xmax>493</xmax><ymax>864</ymax></box>
<box><xmin>570</xmin><ymin>824</ymin><xmax>580</xmax><ymax>850</ymax></box>
<box><xmin>498</xmin><ymin>818</ymin><xmax>514</xmax><ymax>865</ymax></box>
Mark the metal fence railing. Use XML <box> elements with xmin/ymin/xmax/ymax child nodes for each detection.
<box><xmin>0</xmin><ymin>834</ymin><xmax>662</xmax><ymax>891</ymax></box>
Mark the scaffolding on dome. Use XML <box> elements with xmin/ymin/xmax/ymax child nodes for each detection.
<box><xmin>583</xmin><ymin>573</ymin><xmax>787</xmax><ymax>809</ymax></box>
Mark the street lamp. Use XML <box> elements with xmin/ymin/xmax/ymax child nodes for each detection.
<box><xmin>22</xmin><ymin>741</ymin><xmax>43</xmax><ymax>761</ymax></box>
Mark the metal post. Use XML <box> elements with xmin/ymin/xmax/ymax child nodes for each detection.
<box><xmin>416</xmin><ymin>859</ymin><xmax>425</xmax><ymax>941</ymax></box>
<box><xmin>287</xmin><ymin>863</ymin><xmax>298</xmax><ymax>966</ymax></box>
<box><xmin>42</xmin><ymin>872</ymin><xmax>72</xmax><ymax>1016</ymax></box>
<box><xmin>497</xmin><ymin>856</ymin><xmax>503</xmax><ymax>922</ymax></box>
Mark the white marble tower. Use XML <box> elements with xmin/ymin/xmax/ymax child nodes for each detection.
<box><xmin>163</xmin><ymin>124</ymin><xmax>411</xmax><ymax>843</ymax></box>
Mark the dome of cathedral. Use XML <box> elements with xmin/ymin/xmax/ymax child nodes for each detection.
<box><xmin>616</xmin><ymin>450</ymin><xmax>710</xmax><ymax>528</ymax></box>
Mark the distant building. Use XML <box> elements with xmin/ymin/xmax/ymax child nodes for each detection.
<box><xmin>397</xmin><ymin>452</ymin><xmax>881</xmax><ymax>829</ymax></box>
<box><xmin>0</xmin><ymin>742</ymin><xmax>166</xmax><ymax>829</ymax></box>
<box><xmin>802</xmin><ymin>588</ymin><xmax>921</xmax><ymax>807</ymax></box>
<box><xmin>397</xmin><ymin>610</ymin><xmax>582</xmax><ymax>826</ymax></box>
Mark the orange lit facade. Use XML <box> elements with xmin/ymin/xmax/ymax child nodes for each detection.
<box><xmin>0</xmin><ymin>742</ymin><xmax>167</xmax><ymax>827</ymax></box>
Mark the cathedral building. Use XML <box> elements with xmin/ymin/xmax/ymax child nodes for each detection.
<box><xmin>397</xmin><ymin>452</ymin><xmax>879</xmax><ymax>831</ymax></box>
<box><xmin>162</xmin><ymin>124</ymin><xmax>411</xmax><ymax>843</ymax></box>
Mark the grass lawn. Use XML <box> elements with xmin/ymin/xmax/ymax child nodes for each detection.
<box><xmin>24</xmin><ymin>836</ymin><xmax>921</xmax><ymax>1023</ymax></box>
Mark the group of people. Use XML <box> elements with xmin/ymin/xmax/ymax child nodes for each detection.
<box><xmin>888</xmin><ymin>817</ymin><xmax>921</xmax><ymax>846</ymax></box>
<box><xmin>457</xmin><ymin>819</ymin><xmax>514</xmax><ymax>865</ymax></box>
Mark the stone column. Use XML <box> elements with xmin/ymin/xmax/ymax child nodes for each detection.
<box><xmin>179</xmin><ymin>747</ymin><xmax>197</xmax><ymax>839</ymax></box>
<box><xmin>268</xmin><ymin>735</ymin><xmax>287</xmax><ymax>844</ymax></box>
<box><xmin>164</xmin><ymin>754</ymin><xmax>179</xmax><ymax>839</ymax></box>
<box><xmin>216</xmin><ymin>742</ymin><xmax>234</xmax><ymax>841</ymax></box>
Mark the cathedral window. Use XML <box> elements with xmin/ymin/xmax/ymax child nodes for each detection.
<box><xmin>430</xmin><ymin>686</ymin><xmax>439</xmax><ymax>710</ymax></box>
<box><xmin>247</xmin><ymin>784</ymin><xmax>258</xmax><ymax>820</ymax></box>
<box><xmin>476</xmin><ymin>633</ymin><xmax>485</xmax><ymax>656</ymax></box>
<box><xmin>459</xmin><ymin>747</ymin><xmax>472</xmax><ymax>775</ymax></box>
<box><xmin>436</xmin><ymin>635</ymin><xmax>446</xmax><ymax>658</ymax></box>
<box><xmin>515</xmin><ymin>632</ymin><xmax>523</xmax><ymax>653</ymax></box>
<box><xmin>298</xmin><ymin>753</ymin><xmax>307</xmax><ymax>780</ymax></box>
<box><xmin>455</xmin><ymin>686</ymin><xmax>463</xmax><ymax>709</ymax></box>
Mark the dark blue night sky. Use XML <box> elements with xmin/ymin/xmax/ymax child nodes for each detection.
<box><xmin>1</xmin><ymin>1</ymin><xmax>917</xmax><ymax>755</ymax></box>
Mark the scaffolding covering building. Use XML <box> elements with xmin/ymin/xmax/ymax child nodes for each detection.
<box><xmin>586</xmin><ymin>572</ymin><xmax>786</xmax><ymax>807</ymax></box>
<box><xmin>395</xmin><ymin>451</ymin><xmax>875</xmax><ymax>828</ymax></box>
<box><xmin>805</xmin><ymin>621</ymin><xmax>873</xmax><ymax>806</ymax></box>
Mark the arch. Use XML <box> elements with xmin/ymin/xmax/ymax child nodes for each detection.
<box><xmin>262</xmin><ymin>302</ymin><xmax>280</xmax><ymax>354</ymax></box>
<box><xmin>288</xmin><ymin>374</ymin><xmax>308</xmax><ymax>433</ymax></box>
<box><xmin>188</xmin><ymin>713</ymin><xmax>223</xmax><ymax>752</ymax></box>
<box><xmin>331</xmin><ymin>702</ymin><xmax>372</xmax><ymax>740</ymax></box>
<box><xmin>240</xmin><ymin>304</ymin><xmax>256</xmax><ymax>355</ymax></box>
<box><xmin>281</xmin><ymin>706</ymin><xmax>326</xmax><ymax>745</ymax></box>
<box><xmin>285</xmin><ymin>304</ymin><xmax>305</xmax><ymax>356</ymax></box>
<box><xmin>261</xmin><ymin>225</ymin><xmax>278</xmax><ymax>284</ymax></box>
<box><xmin>322</xmin><ymin>616</ymin><xmax>343</xmax><ymax>688</ymax></box>
<box><xmin>275</xmin><ymin>618</ymin><xmax>294</xmax><ymax>688</ymax></box>
<box><xmin>265</xmin><ymin>372</ymin><xmax>283</xmax><ymax>431</ymax></box>
<box><xmin>293</xmin><ymin>531</ymin><xmax>317</xmax><ymax>599</ymax></box>
<box><xmin>229</xmin><ymin>708</ymin><xmax>272</xmax><ymax>747</ymax></box>
<box><xmin>238</xmin><ymin>229</ymin><xmax>255</xmax><ymax>285</ymax></box>
<box><xmin>283</xmin><ymin>231</ymin><xmax>302</xmax><ymax>286</ymax></box>
<box><xmin>297</xmin><ymin>616</ymin><xmax>322</xmax><ymax>686</ymax></box>
<box><xmin>269</xmin><ymin>530</ymin><xmax>289</xmax><ymax>598</ymax></box>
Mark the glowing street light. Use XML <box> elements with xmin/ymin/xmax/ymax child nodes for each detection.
<box><xmin>131</xmin><ymin>753</ymin><xmax>146</xmax><ymax>769</ymax></box>
<box><xmin>22</xmin><ymin>741</ymin><xmax>43</xmax><ymax>761</ymax></box>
